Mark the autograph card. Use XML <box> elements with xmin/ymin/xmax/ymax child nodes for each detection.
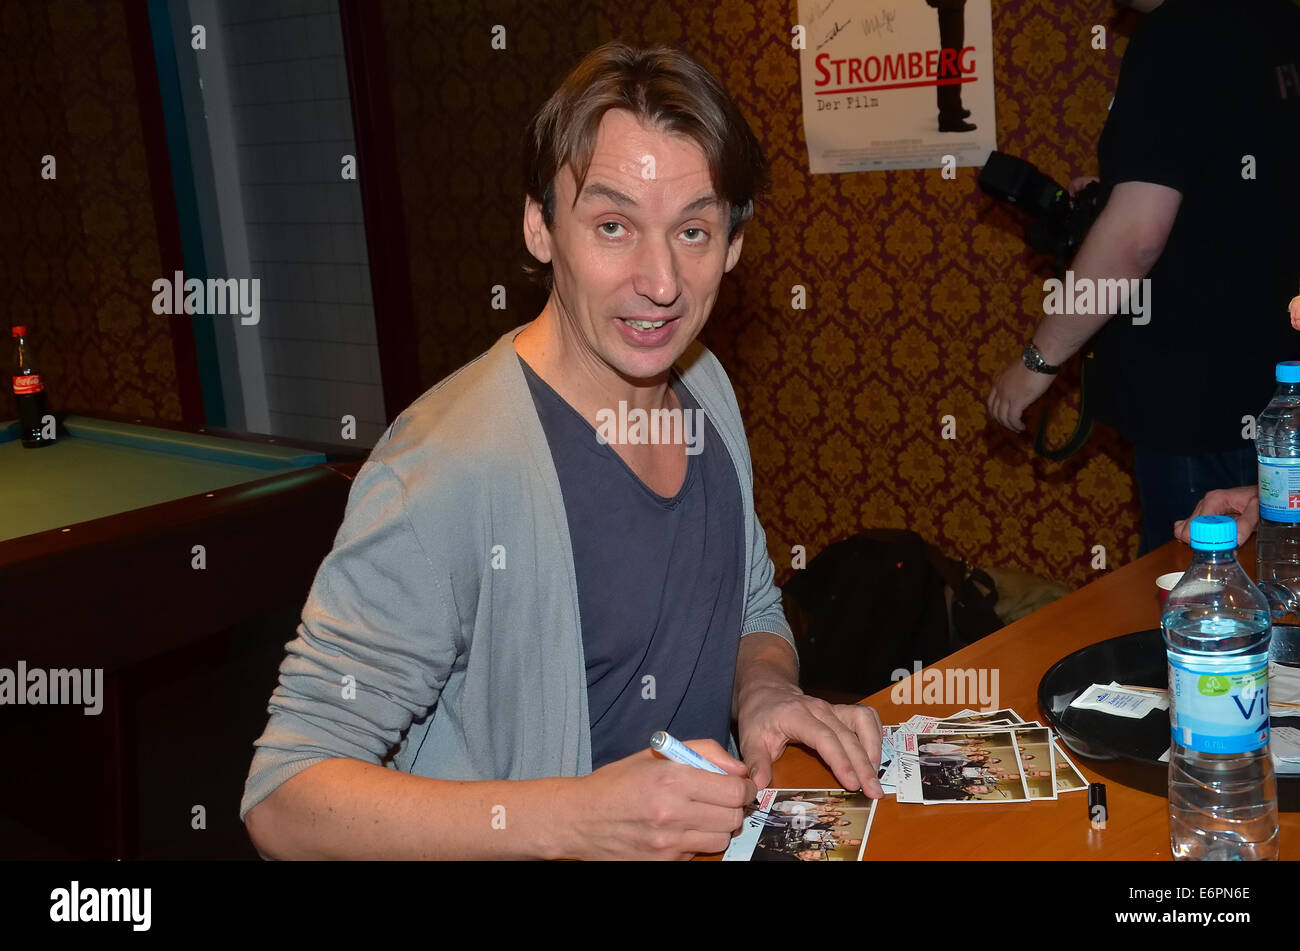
<box><xmin>878</xmin><ymin>731</ymin><xmax>898</xmax><ymax>793</ymax></box>
<box><xmin>725</xmin><ymin>789</ymin><xmax>876</xmax><ymax>861</ymax></box>
<box><xmin>1010</xmin><ymin>726</ymin><xmax>1057</xmax><ymax>800</ymax></box>
<box><xmin>941</xmin><ymin>708</ymin><xmax>1025</xmax><ymax>726</ymax></box>
<box><xmin>1051</xmin><ymin>739</ymin><xmax>1089</xmax><ymax>793</ymax></box>
<box><xmin>915</xmin><ymin>730</ymin><xmax>1030</xmax><ymax>804</ymax></box>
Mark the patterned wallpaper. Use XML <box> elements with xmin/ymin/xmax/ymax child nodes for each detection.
<box><xmin>380</xmin><ymin>0</ymin><xmax>1144</xmax><ymax>589</ymax></box>
<box><xmin>3</xmin><ymin>0</ymin><xmax>1142</xmax><ymax>588</ymax></box>
<box><xmin>1</xmin><ymin>0</ymin><xmax>183</xmax><ymax>421</ymax></box>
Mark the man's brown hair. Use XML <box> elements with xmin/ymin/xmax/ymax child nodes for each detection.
<box><xmin>522</xmin><ymin>41</ymin><xmax>769</xmax><ymax>288</ymax></box>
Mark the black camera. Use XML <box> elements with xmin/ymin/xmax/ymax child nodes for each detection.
<box><xmin>977</xmin><ymin>151</ymin><xmax>1110</xmax><ymax>264</ymax></box>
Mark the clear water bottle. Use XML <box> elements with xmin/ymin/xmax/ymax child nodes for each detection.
<box><xmin>1163</xmin><ymin>515</ymin><xmax>1278</xmax><ymax>860</ymax></box>
<box><xmin>1257</xmin><ymin>360</ymin><xmax>1300</xmax><ymax>624</ymax></box>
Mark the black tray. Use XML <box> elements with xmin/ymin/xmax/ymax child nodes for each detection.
<box><xmin>1037</xmin><ymin>628</ymin><xmax>1300</xmax><ymax>811</ymax></box>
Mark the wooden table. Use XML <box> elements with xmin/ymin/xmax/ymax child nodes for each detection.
<box><xmin>769</xmin><ymin>541</ymin><xmax>1300</xmax><ymax>859</ymax></box>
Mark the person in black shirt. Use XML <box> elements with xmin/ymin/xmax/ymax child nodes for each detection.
<box><xmin>988</xmin><ymin>0</ymin><xmax>1300</xmax><ymax>554</ymax></box>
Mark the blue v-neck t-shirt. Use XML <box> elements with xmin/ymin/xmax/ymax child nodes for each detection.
<box><xmin>519</xmin><ymin>355</ymin><xmax>745</xmax><ymax>770</ymax></box>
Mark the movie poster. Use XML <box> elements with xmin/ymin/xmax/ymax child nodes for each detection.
<box><xmin>797</xmin><ymin>0</ymin><xmax>997</xmax><ymax>172</ymax></box>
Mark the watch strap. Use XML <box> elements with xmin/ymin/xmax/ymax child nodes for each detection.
<box><xmin>1022</xmin><ymin>344</ymin><xmax>1061</xmax><ymax>375</ymax></box>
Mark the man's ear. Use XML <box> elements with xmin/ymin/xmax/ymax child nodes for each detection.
<box><xmin>523</xmin><ymin>196</ymin><xmax>553</xmax><ymax>265</ymax></box>
<box><xmin>723</xmin><ymin>225</ymin><xmax>745</xmax><ymax>273</ymax></box>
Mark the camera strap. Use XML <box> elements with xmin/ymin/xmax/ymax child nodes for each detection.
<box><xmin>1033</xmin><ymin>351</ymin><xmax>1095</xmax><ymax>461</ymax></box>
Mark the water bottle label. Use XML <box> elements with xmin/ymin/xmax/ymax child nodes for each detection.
<box><xmin>1258</xmin><ymin>458</ymin><xmax>1300</xmax><ymax>522</ymax></box>
<box><xmin>1168</xmin><ymin>656</ymin><xmax>1269</xmax><ymax>754</ymax></box>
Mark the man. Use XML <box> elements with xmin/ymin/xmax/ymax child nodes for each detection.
<box><xmin>240</xmin><ymin>42</ymin><xmax>882</xmax><ymax>861</ymax></box>
<box><xmin>925</xmin><ymin>0</ymin><xmax>975</xmax><ymax>132</ymax></box>
<box><xmin>987</xmin><ymin>0</ymin><xmax>1300</xmax><ymax>554</ymax></box>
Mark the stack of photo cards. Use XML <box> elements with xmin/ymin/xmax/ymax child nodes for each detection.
<box><xmin>885</xmin><ymin>707</ymin><xmax>1088</xmax><ymax>805</ymax></box>
<box><xmin>724</xmin><ymin>709</ymin><xmax>1090</xmax><ymax>860</ymax></box>
<box><xmin>723</xmin><ymin>788</ymin><xmax>878</xmax><ymax>861</ymax></box>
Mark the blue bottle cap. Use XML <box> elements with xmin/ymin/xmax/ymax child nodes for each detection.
<box><xmin>1189</xmin><ymin>514</ymin><xmax>1237</xmax><ymax>551</ymax></box>
<box><xmin>1277</xmin><ymin>362</ymin><xmax>1300</xmax><ymax>383</ymax></box>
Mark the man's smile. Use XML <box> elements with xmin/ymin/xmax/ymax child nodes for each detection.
<box><xmin>615</xmin><ymin>315</ymin><xmax>682</xmax><ymax>345</ymax></box>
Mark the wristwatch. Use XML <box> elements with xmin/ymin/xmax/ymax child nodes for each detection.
<box><xmin>1022</xmin><ymin>344</ymin><xmax>1061</xmax><ymax>375</ymax></box>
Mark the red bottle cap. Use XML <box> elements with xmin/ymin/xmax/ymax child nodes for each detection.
<box><xmin>11</xmin><ymin>326</ymin><xmax>26</xmax><ymax>337</ymax></box>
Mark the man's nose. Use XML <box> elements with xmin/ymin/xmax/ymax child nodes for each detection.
<box><xmin>632</xmin><ymin>235</ymin><xmax>681</xmax><ymax>306</ymax></box>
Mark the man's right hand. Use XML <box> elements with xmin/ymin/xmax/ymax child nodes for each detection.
<box><xmin>563</xmin><ymin>739</ymin><xmax>757</xmax><ymax>860</ymax></box>
<box><xmin>1174</xmin><ymin>485</ymin><xmax>1260</xmax><ymax>546</ymax></box>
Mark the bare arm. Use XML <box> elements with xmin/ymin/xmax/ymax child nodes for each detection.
<box><xmin>246</xmin><ymin>745</ymin><xmax>758</xmax><ymax>861</ymax></box>
<box><xmin>987</xmin><ymin>180</ymin><xmax>1183</xmax><ymax>431</ymax></box>
<box><xmin>1030</xmin><ymin>180</ymin><xmax>1182</xmax><ymax>367</ymax></box>
<box><xmin>245</xmin><ymin>759</ymin><xmax>574</xmax><ymax>860</ymax></box>
<box><xmin>732</xmin><ymin>630</ymin><xmax>799</xmax><ymax>721</ymax></box>
<box><xmin>731</xmin><ymin>632</ymin><xmax>883</xmax><ymax>795</ymax></box>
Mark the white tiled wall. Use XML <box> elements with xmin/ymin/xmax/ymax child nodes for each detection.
<box><xmin>218</xmin><ymin>0</ymin><xmax>385</xmax><ymax>448</ymax></box>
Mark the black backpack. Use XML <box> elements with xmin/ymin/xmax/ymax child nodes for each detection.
<box><xmin>781</xmin><ymin>529</ymin><xmax>1002</xmax><ymax>699</ymax></box>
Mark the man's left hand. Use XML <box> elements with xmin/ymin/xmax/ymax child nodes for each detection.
<box><xmin>736</xmin><ymin>679</ymin><xmax>884</xmax><ymax>797</ymax></box>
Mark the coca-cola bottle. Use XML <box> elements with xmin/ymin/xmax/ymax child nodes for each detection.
<box><xmin>12</xmin><ymin>325</ymin><xmax>56</xmax><ymax>448</ymax></box>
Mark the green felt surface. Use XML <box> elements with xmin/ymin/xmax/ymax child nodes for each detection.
<box><xmin>0</xmin><ymin>416</ymin><xmax>323</xmax><ymax>542</ymax></box>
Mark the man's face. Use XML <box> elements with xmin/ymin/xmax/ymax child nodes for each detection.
<box><xmin>524</xmin><ymin>109</ymin><xmax>744</xmax><ymax>383</ymax></box>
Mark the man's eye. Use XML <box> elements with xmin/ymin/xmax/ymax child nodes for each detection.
<box><xmin>682</xmin><ymin>228</ymin><xmax>706</xmax><ymax>242</ymax></box>
<box><xmin>600</xmin><ymin>222</ymin><xmax>625</xmax><ymax>236</ymax></box>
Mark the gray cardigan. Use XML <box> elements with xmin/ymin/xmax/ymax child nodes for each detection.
<box><xmin>240</xmin><ymin>325</ymin><xmax>795</xmax><ymax>820</ymax></box>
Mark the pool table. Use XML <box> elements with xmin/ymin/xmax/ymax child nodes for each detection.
<box><xmin>0</xmin><ymin>412</ymin><xmax>366</xmax><ymax>859</ymax></box>
<box><xmin>0</xmin><ymin>413</ymin><xmax>363</xmax><ymax>648</ymax></box>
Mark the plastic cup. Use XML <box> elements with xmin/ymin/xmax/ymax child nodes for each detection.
<box><xmin>1156</xmin><ymin>571</ymin><xmax>1184</xmax><ymax>606</ymax></box>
